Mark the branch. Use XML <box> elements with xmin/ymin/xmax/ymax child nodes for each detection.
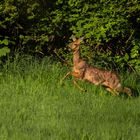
<box><xmin>53</xmin><ymin>49</ymin><xmax>72</xmax><ymax>67</ymax></box>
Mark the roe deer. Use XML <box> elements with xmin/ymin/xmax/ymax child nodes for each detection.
<box><xmin>61</xmin><ymin>37</ymin><xmax>132</xmax><ymax>96</ymax></box>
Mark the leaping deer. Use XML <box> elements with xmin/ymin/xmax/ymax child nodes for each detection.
<box><xmin>61</xmin><ymin>37</ymin><xmax>132</xmax><ymax>96</ymax></box>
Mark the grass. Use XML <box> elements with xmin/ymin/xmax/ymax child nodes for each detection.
<box><xmin>0</xmin><ymin>55</ymin><xmax>140</xmax><ymax>140</ymax></box>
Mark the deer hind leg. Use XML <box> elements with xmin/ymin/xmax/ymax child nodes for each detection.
<box><xmin>115</xmin><ymin>85</ymin><xmax>132</xmax><ymax>97</ymax></box>
<box><xmin>106</xmin><ymin>87</ymin><xmax>119</xmax><ymax>96</ymax></box>
<box><xmin>123</xmin><ymin>87</ymin><xmax>132</xmax><ymax>97</ymax></box>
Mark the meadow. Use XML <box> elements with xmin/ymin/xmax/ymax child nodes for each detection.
<box><xmin>0</xmin><ymin>56</ymin><xmax>140</xmax><ymax>140</ymax></box>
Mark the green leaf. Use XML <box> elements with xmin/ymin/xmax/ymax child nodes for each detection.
<box><xmin>0</xmin><ymin>47</ymin><xmax>10</xmax><ymax>57</ymax></box>
<box><xmin>1</xmin><ymin>39</ymin><xmax>9</xmax><ymax>45</ymax></box>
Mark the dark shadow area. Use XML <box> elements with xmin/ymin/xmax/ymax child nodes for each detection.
<box><xmin>131</xmin><ymin>87</ymin><xmax>140</xmax><ymax>98</ymax></box>
<box><xmin>132</xmin><ymin>73</ymin><xmax>140</xmax><ymax>97</ymax></box>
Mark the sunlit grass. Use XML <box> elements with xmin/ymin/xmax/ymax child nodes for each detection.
<box><xmin>0</xmin><ymin>55</ymin><xmax>140</xmax><ymax>140</ymax></box>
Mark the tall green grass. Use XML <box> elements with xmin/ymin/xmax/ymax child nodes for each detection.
<box><xmin>0</xmin><ymin>55</ymin><xmax>140</xmax><ymax>140</ymax></box>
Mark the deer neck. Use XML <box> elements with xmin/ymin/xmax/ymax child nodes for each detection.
<box><xmin>73</xmin><ymin>49</ymin><xmax>80</xmax><ymax>65</ymax></box>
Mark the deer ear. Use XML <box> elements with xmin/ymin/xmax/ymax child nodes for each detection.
<box><xmin>71</xmin><ymin>35</ymin><xmax>76</xmax><ymax>41</ymax></box>
<box><xmin>79</xmin><ymin>37</ymin><xmax>84</xmax><ymax>41</ymax></box>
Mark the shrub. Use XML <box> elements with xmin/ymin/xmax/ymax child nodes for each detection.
<box><xmin>0</xmin><ymin>0</ymin><xmax>140</xmax><ymax>71</ymax></box>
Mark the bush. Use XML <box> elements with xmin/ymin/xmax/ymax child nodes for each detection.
<box><xmin>0</xmin><ymin>0</ymin><xmax>140</xmax><ymax>71</ymax></box>
<box><xmin>51</xmin><ymin>0</ymin><xmax>140</xmax><ymax>71</ymax></box>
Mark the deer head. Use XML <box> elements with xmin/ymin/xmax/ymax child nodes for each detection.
<box><xmin>69</xmin><ymin>36</ymin><xmax>84</xmax><ymax>51</ymax></box>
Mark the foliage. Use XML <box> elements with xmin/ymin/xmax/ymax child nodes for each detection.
<box><xmin>0</xmin><ymin>0</ymin><xmax>140</xmax><ymax>71</ymax></box>
<box><xmin>51</xmin><ymin>0</ymin><xmax>140</xmax><ymax>71</ymax></box>
<box><xmin>0</xmin><ymin>38</ymin><xmax>10</xmax><ymax>63</ymax></box>
<box><xmin>0</xmin><ymin>0</ymin><xmax>50</xmax><ymax>53</ymax></box>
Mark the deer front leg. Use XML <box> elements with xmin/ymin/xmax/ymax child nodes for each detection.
<box><xmin>71</xmin><ymin>71</ymin><xmax>86</xmax><ymax>92</ymax></box>
<box><xmin>71</xmin><ymin>71</ymin><xmax>82</xmax><ymax>78</ymax></box>
<box><xmin>73</xmin><ymin>79</ymin><xmax>86</xmax><ymax>92</ymax></box>
<box><xmin>60</xmin><ymin>71</ymin><xmax>86</xmax><ymax>92</ymax></box>
<box><xmin>60</xmin><ymin>71</ymin><xmax>80</xmax><ymax>85</ymax></box>
<box><xmin>60</xmin><ymin>72</ymin><xmax>71</xmax><ymax>85</ymax></box>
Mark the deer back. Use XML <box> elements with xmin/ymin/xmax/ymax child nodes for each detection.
<box><xmin>83</xmin><ymin>65</ymin><xmax>121</xmax><ymax>89</ymax></box>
